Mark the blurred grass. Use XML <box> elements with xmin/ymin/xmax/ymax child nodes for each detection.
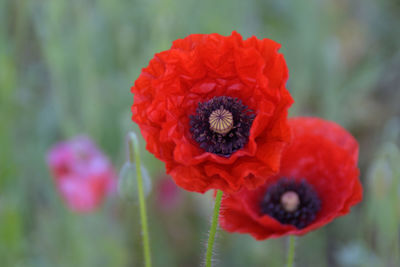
<box><xmin>1</xmin><ymin>0</ymin><xmax>400</xmax><ymax>266</ymax></box>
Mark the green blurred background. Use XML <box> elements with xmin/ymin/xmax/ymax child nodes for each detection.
<box><xmin>1</xmin><ymin>0</ymin><xmax>400</xmax><ymax>266</ymax></box>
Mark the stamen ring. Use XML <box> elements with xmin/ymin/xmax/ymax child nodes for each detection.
<box><xmin>190</xmin><ymin>96</ymin><xmax>255</xmax><ymax>156</ymax></box>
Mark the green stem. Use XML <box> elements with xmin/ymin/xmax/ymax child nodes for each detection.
<box><xmin>286</xmin><ymin>236</ymin><xmax>296</xmax><ymax>267</ymax></box>
<box><xmin>128</xmin><ymin>132</ymin><xmax>152</xmax><ymax>267</ymax></box>
<box><xmin>205</xmin><ymin>190</ymin><xmax>223</xmax><ymax>267</ymax></box>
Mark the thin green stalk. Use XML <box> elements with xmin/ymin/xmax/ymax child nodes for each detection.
<box><xmin>205</xmin><ymin>190</ymin><xmax>223</xmax><ymax>267</ymax></box>
<box><xmin>128</xmin><ymin>132</ymin><xmax>152</xmax><ymax>267</ymax></box>
<box><xmin>286</xmin><ymin>236</ymin><xmax>296</xmax><ymax>267</ymax></box>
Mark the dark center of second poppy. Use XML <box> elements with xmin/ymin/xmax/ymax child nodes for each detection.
<box><xmin>260</xmin><ymin>178</ymin><xmax>321</xmax><ymax>229</ymax></box>
<box><xmin>189</xmin><ymin>96</ymin><xmax>255</xmax><ymax>157</ymax></box>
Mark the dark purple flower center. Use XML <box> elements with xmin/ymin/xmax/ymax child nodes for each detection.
<box><xmin>260</xmin><ymin>178</ymin><xmax>321</xmax><ymax>229</ymax></box>
<box><xmin>189</xmin><ymin>96</ymin><xmax>255</xmax><ymax>157</ymax></box>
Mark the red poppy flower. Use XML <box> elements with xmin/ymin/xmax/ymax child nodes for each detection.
<box><xmin>46</xmin><ymin>136</ymin><xmax>116</xmax><ymax>213</ymax></box>
<box><xmin>219</xmin><ymin>117</ymin><xmax>362</xmax><ymax>239</ymax></box>
<box><xmin>131</xmin><ymin>31</ymin><xmax>293</xmax><ymax>193</ymax></box>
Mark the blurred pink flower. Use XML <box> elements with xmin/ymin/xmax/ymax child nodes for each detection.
<box><xmin>155</xmin><ymin>176</ymin><xmax>182</xmax><ymax>212</ymax></box>
<box><xmin>46</xmin><ymin>136</ymin><xmax>116</xmax><ymax>213</ymax></box>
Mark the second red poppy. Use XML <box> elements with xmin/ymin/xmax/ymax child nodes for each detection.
<box><xmin>220</xmin><ymin>117</ymin><xmax>362</xmax><ymax>240</ymax></box>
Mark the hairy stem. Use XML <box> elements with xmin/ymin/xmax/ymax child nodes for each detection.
<box><xmin>128</xmin><ymin>132</ymin><xmax>152</xmax><ymax>267</ymax></box>
<box><xmin>205</xmin><ymin>190</ymin><xmax>223</xmax><ymax>267</ymax></box>
<box><xmin>286</xmin><ymin>236</ymin><xmax>297</xmax><ymax>267</ymax></box>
